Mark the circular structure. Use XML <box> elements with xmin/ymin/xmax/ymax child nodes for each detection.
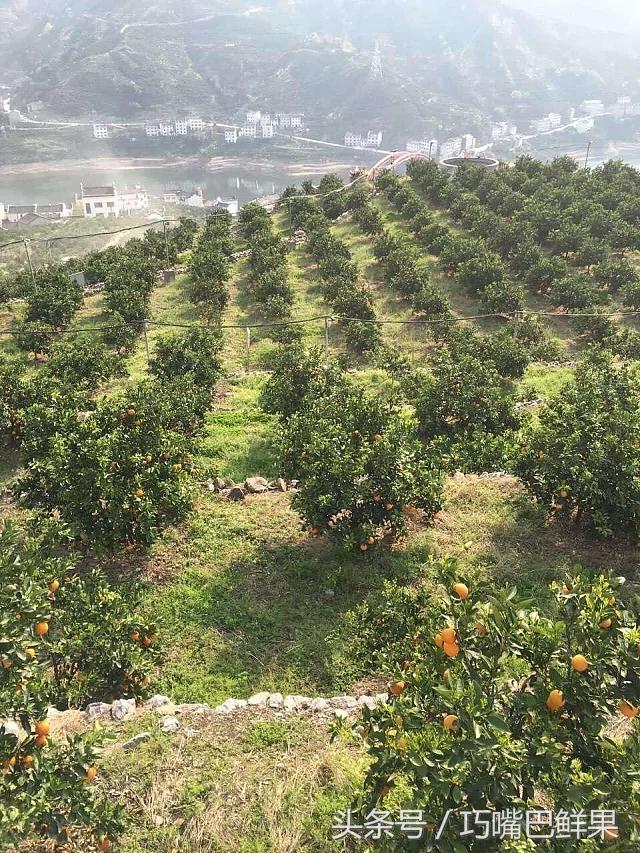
<box><xmin>439</xmin><ymin>155</ymin><xmax>500</xmax><ymax>173</ymax></box>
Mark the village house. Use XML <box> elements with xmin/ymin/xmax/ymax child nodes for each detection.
<box><xmin>210</xmin><ymin>197</ymin><xmax>239</xmax><ymax>216</ymax></box>
<box><xmin>80</xmin><ymin>183</ymin><xmax>148</xmax><ymax>217</ymax></box>
<box><xmin>92</xmin><ymin>123</ymin><xmax>110</xmax><ymax>139</ymax></box>
<box><xmin>225</xmin><ymin>127</ymin><xmax>238</xmax><ymax>144</ymax></box>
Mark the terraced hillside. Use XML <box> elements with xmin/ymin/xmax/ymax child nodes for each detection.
<box><xmin>2</xmin><ymin>158</ymin><xmax>640</xmax><ymax>851</ymax></box>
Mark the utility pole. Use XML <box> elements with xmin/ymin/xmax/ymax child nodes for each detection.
<box><xmin>162</xmin><ymin>220</ymin><xmax>170</xmax><ymax>270</ymax></box>
<box><xmin>142</xmin><ymin>319</ymin><xmax>150</xmax><ymax>366</ymax></box>
<box><xmin>23</xmin><ymin>239</ymin><xmax>35</xmax><ymax>285</ymax></box>
<box><xmin>584</xmin><ymin>140</ymin><xmax>592</xmax><ymax>170</ymax></box>
<box><xmin>323</xmin><ymin>316</ymin><xmax>330</xmax><ymax>365</ymax></box>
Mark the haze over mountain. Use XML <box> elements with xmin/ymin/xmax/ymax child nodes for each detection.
<box><xmin>1</xmin><ymin>0</ymin><xmax>637</xmax><ymax>141</ymax></box>
<box><xmin>503</xmin><ymin>0</ymin><xmax>640</xmax><ymax>35</ymax></box>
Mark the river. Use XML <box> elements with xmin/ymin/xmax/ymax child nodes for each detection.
<box><xmin>0</xmin><ymin>155</ymin><xmax>367</xmax><ymax>206</ymax></box>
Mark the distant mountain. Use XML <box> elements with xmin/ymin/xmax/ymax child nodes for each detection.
<box><xmin>502</xmin><ymin>0</ymin><xmax>640</xmax><ymax>35</ymax></box>
<box><xmin>2</xmin><ymin>0</ymin><xmax>638</xmax><ymax>142</ymax></box>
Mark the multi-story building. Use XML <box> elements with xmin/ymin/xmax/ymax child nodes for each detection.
<box><xmin>440</xmin><ymin>137</ymin><xmax>463</xmax><ymax>159</ymax></box>
<box><xmin>174</xmin><ymin>119</ymin><xmax>188</xmax><ymax>135</ymax></box>
<box><xmin>80</xmin><ymin>183</ymin><xmax>148</xmax><ymax>217</ymax></box>
<box><xmin>406</xmin><ymin>138</ymin><xmax>439</xmax><ymax>157</ymax></box>
<box><xmin>159</xmin><ymin>120</ymin><xmax>174</xmax><ymax>136</ymax></box>
<box><xmin>491</xmin><ymin>122</ymin><xmax>518</xmax><ymax>140</ymax></box>
<box><xmin>461</xmin><ymin>133</ymin><xmax>476</xmax><ymax>151</ymax></box>
<box><xmin>239</xmin><ymin>125</ymin><xmax>257</xmax><ymax>138</ymax></box>
<box><xmin>225</xmin><ymin>127</ymin><xmax>238</xmax><ymax>144</ymax></box>
<box><xmin>275</xmin><ymin>112</ymin><xmax>304</xmax><ymax>128</ymax></box>
<box><xmin>548</xmin><ymin>112</ymin><xmax>563</xmax><ymax>128</ymax></box>
<box><xmin>145</xmin><ymin>123</ymin><xmax>160</xmax><ymax>137</ymax></box>
<box><xmin>210</xmin><ymin>197</ymin><xmax>239</xmax><ymax>216</ymax></box>
<box><xmin>187</xmin><ymin>117</ymin><xmax>204</xmax><ymax>132</ymax></box>
<box><xmin>246</xmin><ymin>111</ymin><xmax>262</xmax><ymax>125</ymax></box>
<box><xmin>530</xmin><ymin>116</ymin><xmax>553</xmax><ymax>133</ymax></box>
<box><xmin>344</xmin><ymin>132</ymin><xmax>363</xmax><ymax>147</ymax></box>
<box><xmin>366</xmin><ymin>130</ymin><xmax>383</xmax><ymax>148</ymax></box>
<box><xmin>92</xmin><ymin>123</ymin><xmax>110</xmax><ymax>140</ymax></box>
<box><xmin>260</xmin><ymin>122</ymin><xmax>275</xmax><ymax>139</ymax></box>
<box><xmin>0</xmin><ymin>94</ymin><xmax>10</xmax><ymax>113</ymax></box>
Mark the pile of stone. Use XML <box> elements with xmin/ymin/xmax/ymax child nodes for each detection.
<box><xmin>205</xmin><ymin>475</ymin><xmax>300</xmax><ymax>501</ymax></box>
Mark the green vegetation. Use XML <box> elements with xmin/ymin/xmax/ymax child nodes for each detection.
<box><xmin>2</xmin><ymin>158</ymin><xmax>640</xmax><ymax>851</ymax></box>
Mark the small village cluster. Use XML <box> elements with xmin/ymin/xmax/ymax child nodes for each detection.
<box><xmin>223</xmin><ymin>111</ymin><xmax>304</xmax><ymax>143</ymax></box>
<box><xmin>0</xmin><ymin>183</ymin><xmax>241</xmax><ymax>229</ymax></box>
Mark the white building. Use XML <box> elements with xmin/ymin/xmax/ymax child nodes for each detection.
<box><xmin>0</xmin><ymin>202</ymin><xmax>6</xmax><ymax>223</ymax></box>
<box><xmin>185</xmin><ymin>189</ymin><xmax>205</xmax><ymax>207</ymax></box>
<box><xmin>119</xmin><ymin>186</ymin><xmax>149</xmax><ymax>214</ymax></box>
<box><xmin>260</xmin><ymin>121</ymin><xmax>275</xmax><ymax>139</ymax></box>
<box><xmin>246</xmin><ymin>111</ymin><xmax>262</xmax><ymax>125</ymax></box>
<box><xmin>211</xmin><ymin>197</ymin><xmax>239</xmax><ymax>216</ymax></box>
<box><xmin>440</xmin><ymin>137</ymin><xmax>463</xmax><ymax>159</ymax></box>
<box><xmin>80</xmin><ymin>183</ymin><xmax>148</xmax><ymax>217</ymax></box>
<box><xmin>548</xmin><ymin>112</ymin><xmax>563</xmax><ymax>128</ymax></box>
<box><xmin>530</xmin><ymin>116</ymin><xmax>553</xmax><ymax>133</ymax></box>
<box><xmin>1</xmin><ymin>94</ymin><xmax>11</xmax><ymax>113</ymax></box>
<box><xmin>406</xmin><ymin>139</ymin><xmax>438</xmax><ymax>157</ymax></box>
<box><xmin>461</xmin><ymin>133</ymin><xmax>476</xmax><ymax>151</ymax></box>
<box><xmin>239</xmin><ymin>125</ymin><xmax>257</xmax><ymax>138</ymax></box>
<box><xmin>366</xmin><ymin>130</ymin><xmax>383</xmax><ymax>148</ymax></box>
<box><xmin>145</xmin><ymin>123</ymin><xmax>160</xmax><ymax>137</ymax></box>
<box><xmin>574</xmin><ymin>116</ymin><xmax>595</xmax><ymax>133</ymax></box>
<box><xmin>80</xmin><ymin>185</ymin><xmax>119</xmax><ymax>218</ymax></box>
<box><xmin>175</xmin><ymin>119</ymin><xmax>188</xmax><ymax>135</ymax></box>
<box><xmin>344</xmin><ymin>132</ymin><xmax>362</xmax><ymax>147</ymax></box>
<box><xmin>187</xmin><ymin>117</ymin><xmax>204</xmax><ymax>132</ymax></box>
<box><xmin>92</xmin><ymin>122</ymin><xmax>110</xmax><ymax>140</ymax></box>
<box><xmin>37</xmin><ymin>202</ymin><xmax>73</xmax><ymax>219</ymax></box>
<box><xmin>159</xmin><ymin>120</ymin><xmax>174</xmax><ymax>136</ymax></box>
<box><xmin>6</xmin><ymin>205</ymin><xmax>37</xmax><ymax>223</ymax></box>
<box><xmin>491</xmin><ymin>122</ymin><xmax>518</xmax><ymax>140</ymax></box>
<box><xmin>580</xmin><ymin>99</ymin><xmax>605</xmax><ymax>116</ymax></box>
<box><xmin>225</xmin><ymin>127</ymin><xmax>238</xmax><ymax>144</ymax></box>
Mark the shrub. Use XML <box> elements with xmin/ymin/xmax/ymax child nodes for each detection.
<box><xmin>279</xmin><ymin>381</ymin><xmax>443</xmax><ymax>550</ymax></box>
<box><xmin>260</xmin><ymin>343</ymin><xmax>347</xmax><ymax>420</ymax></box>
<box><xmin>43</xmin><ymin>338</ymin><xmax>126</xmax><ymax>390</ymax></box>
<box><xmin>414</xmin><ymin>348</ymin><xmax>519</xmax><ymax>472</ymax></box>
<box><xmin>149</xmin><ymin>326</ymin><xmax>223</xmax><ymax>392</ymax></box>
<box><xmin>352</xmin><ymin>560</ymin><xmax>640</xmax><ymax>849</ymax></box>
<box><xmin>516</xmin><ymin>351</ymin><xmax>640</xmax><ymax>538</ymax></box>
<box><xmin>0</xmin><ymin>520</ymin><xmax>126</xmax><ymax>849</ymax></box>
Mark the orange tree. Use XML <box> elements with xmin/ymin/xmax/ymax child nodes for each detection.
<box><xmin>351</xmin><ymin>559</ymin><xmax>640</xmax><ymax>850</ymax></box>
<box><xmin>278</xmin><ymin>377</ymin><xmax>443</xmax><ymax>551</ymax></box>
<box><xmin>516</xmin><ymin>350</ymin><xmax>640</xmax><ymax>539</ymax></box>
<box><xmin>0</xmin><ymin>520</ymin><xmax>130</xmax><ymax>849</ymax></box>
<box><xmin>15</xmin><ymin>379</ymin><xmax>197</xmax><ymax>551</ymax></box>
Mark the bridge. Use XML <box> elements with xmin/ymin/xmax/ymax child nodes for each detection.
<box><xmin>368</xmin><ymin>150</ymin><xmax>433</xmax><ymax>179</ymax></box>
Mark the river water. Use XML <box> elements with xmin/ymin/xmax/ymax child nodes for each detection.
<box><xmin>0</xmin><ymin>158</ymin><xmax>363</xmax><ymax>206</ymax></box>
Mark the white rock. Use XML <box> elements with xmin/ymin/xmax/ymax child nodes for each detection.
<box><xmin>247</xmin><ymin>691</ymin><xmax>271</xmax><ymax>706</ymax></box>
<box><xmin>310</xmin><ymin>698</ymin><xmax>329</xmax><ymax>713</ymax></box>
<box><xmin>329</xmin><ymin>695</ymin><xmax>358</xmax><ymax>709</ymax></box>
<box><xmin>85</xmin><ymin>702</ymin><xmax>110</xmax><ymax>722</ymax></box>
<box><xmin>357</xmin><ymin>695</ymin><xmax>378</xmax><ymax>709</ymax></box>
<box><xmin>267</xmin><ymin>692</ymin><xmax>284</xmax><ymax>709</ymax></box>
<box><xmin>46</xmin><ymin>706</ymin><xmax>63</xmax><ymax>719</ymax></box>
<box><xmin>374</xmin><ymin>693</ymin><xmax>389</xmax><ymax>705</ymax></box>
<box><xmin>160</xmin><ymin>716</ymin><xmax>181</xmax><ymax>733</ymax></box>
<box><xmin>283</xmin><ymin>694</ymin><xmax>309</xmax><ymax>712</ymax></box>
<box><xmin>111</xmin><ymin>698</ymin><xmax>136</xmax><ymax>722</ymax></box>
<box><xmin>175</xmin><ymin>703</ymin><xmax>212</xmax><ymax>715</ymax></box>
<box><xmin>122</xmin><ymin>732</ymin><xmax>151</xmax><ymax>751</ymax></box>
<box><xmin>1</xmin><ymin>720</ymin><xmax>21</xmax><ymax>738</ymax></box>
<box><xmin>323</xmin><ymin>588</ymin><xmax>335</xmax><ymax>598</ymax></box>
<box><xmin>214</xmin><ymin>698</ymin><xmax>248</xmax><ymax>715</ymax></box>
<box><xmin>145</xmin><ymin>695</ymin><xmax>172</xmax><ymax>710</ymax></box>
<box><xmin>333</xmin><ymin>708</ymin><xmax>350</xmax><ymax>719</ymax></box>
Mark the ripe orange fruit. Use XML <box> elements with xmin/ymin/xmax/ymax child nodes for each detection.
<box><xmin>97</xmin><ymin>837</ymin><xmax>112</xmax><ymax>851</ymax></box>
<box><xmin>602</xmin><ymin>826</ymin><xmax>619</xmax><ymax>842</ymax></box>
<box><xmin>389</xmin><ymin>680</ymin><xmax>406</xmax><ymax>696</ymax></box>
<box><xmin>599</xmin><ymin>618</ymin><xmax>612</xmax><ymax>629</ymax></box>
<box><xmin>452</xmin><ymin>582</ymin><xmax>469</xmax><ymax>600</ymax></box>
<box><xmin>371</xmin><ymin>434</ymin><xmax>382</xmax><ymax>443</ymax></box>
<box><xmin>619</xmin><ymin>700</ymin><xmax>638</xmax><ymax>719</ymax></box>
<box><xmin>402</xmin><ymin>660</ymin><xmax>414</xmax><ymax>671</ymax></box>
<box><xmin>359</xmin><ymin>543</ymin><xmax>368</xmax><ymax>552</ymax></box>
<box><xmin>372</xmin><ymin>495</ymin><xmax>381</xmax><ymax>503</ymax></box>
<box><xmin>443</xmin><ymin>641</ymin><xmax>460</xmax><ymax>658</ymax></box>
<box><xmin>434</xmin><ymin>633</ymin><xmax>444</xmax><ymax>648</ymax></box>
<box><xmin>86</xmin><ymin>766</ymin><xmax>97</xmax><ymax>783</ymax></box>
<box><xmin>396</xmin><ymin>736</ymin><xmax>409</xmax><ymax>750</ymax></box>
<box><xmin>142</xmin><ymin>635</ymin><xmax>154</xmax><ymax>647</ymax></box>
<box><xmin>309</xmin><ymin>527</ymin><xmax>319</xmax><ymax>536</ymax></box>
<box><xmin>571</xmin><ymin>654</ymin><xmax>588</xmax><ymax>673</ymax></box>
<box><xmin>35</xmin><ymin>735</ymin><xmax>47</xmax><ymax>748</ymax></box>
<box><xmin>48</xmin><ymin>580</ymin><xmax>60</xmax><ymax>593</ymax></box>
<box><xmin>443</xmin><ymin>714</ymin><xmax>459</xmax><ymax>732</ymax></box>
<box><xmin>135</xmin><ymin>488</ymin><xmax>144</xmax><ymax>498</ymax></box>
<box><xmin>126</xmin><ymin>408</ymin><xmax>136</xmax><ymax>416</ymax></box>
<box><xmin>34</xmin><ymin>621</ymin><xmax>48</xmax><ymax>636</ymax></box>
<box><xmin>443</xmin><ymin>669</ymin><xmax>450</xmax><ymax>678</ymax></box>
<box><xmin>546</xmin><ymin>689</ymin><xmax>565</xmax><ymax>713</ymax></box>
<box><xmin>561</xmin><ymin>584</ymin><xmax>570</xmax><ymax>595</ymax></box>
<box><xmin>385</xmin><ymin>502</ymin><xmax>394</xmax><ymax>511</ymax></box>
<box><xmin>35</xmin><ymin>720</ymin><xmax>50</xmax><ymax>737</ymax></box>
<box><xmin>441</xmin><ymin>627</ymin><xmax>456</xmax><ymax>644</ymax></box>
<box><xmin>22</xmin><ymin>755</ymin><xmax>34</xmax><ymax>769</ymax></box>
<box><xmin>367</xmin><ymin>536</ymin><xmax>375</xmax><ymax>545</ymax></box>
<box><xmin>474</xmin><ymin>622</ymin><xmax>487</xmax><ymax>634</ymax></box>
<box><xmin>145</xmin><ymin>455</ymin><xmax>153</xmax><ymax>464</ymax></box>
<box><xmin>3</xmin><ymin>756</ymin><xmax>16</xmax><ymax>770</ymax></box>
<box><xmin>380</xmin><ymin>784</ymin><xmax>391</xmax><ymax>798</ymax></box>
<box><xmin>1</xmin><ymin>658</ymin><xmax>11</xmax><ymax>669</ymax></box>
<box><xmin>130</xmin><ymin>630</ymin><xmax>140</xmax><ymax>642</ymax></box>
